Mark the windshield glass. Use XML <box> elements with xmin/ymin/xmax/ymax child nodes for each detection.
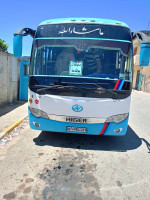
<box><xmin>30</xmin><ymin>39</ymin><xmax>132</xmax><ymax>82</ymax></box>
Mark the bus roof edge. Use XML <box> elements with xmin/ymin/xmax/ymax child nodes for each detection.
<box><xmin>39</xmin><ymin>18</ymin><xmax>129</xmax><ymax>28</ymax></box>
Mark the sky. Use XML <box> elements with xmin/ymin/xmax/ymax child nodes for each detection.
<box><xmin>0</xmin><ymin>0</ymin><xmax>150</xmax><ymax>56</ymax></box>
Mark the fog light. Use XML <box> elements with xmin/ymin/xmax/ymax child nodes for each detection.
<box><xmin>33</xmin><ymin>122</ymin><xmax>40</xmax><ymax>127</ymax></box>
<box><xmin>114</xmin><ymin>128</ymin><xmax>122</xmax><ymax>133</ymax></box>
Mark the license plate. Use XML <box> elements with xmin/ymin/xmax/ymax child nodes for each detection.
<box><xmin>67</xmin><ymin>126</ymin><xmax>87</xmax><ymax>133</ymax></box>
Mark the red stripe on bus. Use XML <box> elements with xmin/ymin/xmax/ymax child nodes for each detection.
<box><xmin>99</xmin><ymin>123</ymin><xmax>109</xmax><ymax>135</ymax></box>
<box><xmin>114</xmin><ymin>79</ymin><xmax>120</xmax><ymax>90</ymax></box>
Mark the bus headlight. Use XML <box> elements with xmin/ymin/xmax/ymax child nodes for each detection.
<box><xmin>29</xmin><ymin>107</ymin><xmax>49</xmax><ymax>119</ymax></box>
<box><xmin>106</xmin><ymin>113</ymin><xmax>128</xmax><ymax>123</ymax></box>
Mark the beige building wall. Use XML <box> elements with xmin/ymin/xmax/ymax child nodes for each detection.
<box><xmin>133</xmin><ymin>37</ymin><xmax>150</xmax><ymax>92</ymax></box>
<box><xmin>0</xmin><ymin>51</ymin><xmax>20</xmax><ymax>106</ymax></box>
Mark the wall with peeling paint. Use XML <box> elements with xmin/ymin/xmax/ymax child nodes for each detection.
<box><xmin>0</xmin><ymin>51</ymin><xmax>20</xmax><ymax>105</ymax></box>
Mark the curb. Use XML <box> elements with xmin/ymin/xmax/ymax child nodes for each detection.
<box><xmin>0</xmin><ymin>115</ymin><xmax>28</xmax><ymax>140</ymax></box>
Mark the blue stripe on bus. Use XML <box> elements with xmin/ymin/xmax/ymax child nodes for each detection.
<box><xmin>117</xmin><ymin>79</ymin><xmax>125</xmax><ymax>90</ymax></box>
<box><xmin>35</xmin><ymin>37</ymin><xmax>132</xmax><ymax>43</ymax></box>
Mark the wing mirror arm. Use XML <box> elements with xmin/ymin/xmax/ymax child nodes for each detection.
<box><xmin>14</xmin><ymin>28</ymin><xmax>36</xmax><ymax>38</ymax></box>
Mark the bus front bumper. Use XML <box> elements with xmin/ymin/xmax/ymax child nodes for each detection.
<box><xmin>28</xmin><ymin>110</ymin><xmax>129</xmax><ymax>136</ymax></box>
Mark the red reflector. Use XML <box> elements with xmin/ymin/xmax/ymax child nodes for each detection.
<box><xmin>77</xmin><ymin>49</ymin><xmax>81</xmax><ymax>54</ymax></box>
<box><xmin>35</xmin><ymin>99</ymin><xmax>39</xmax><ymax>104</ymax></box>
<box><xmin>99</xmin><ymin>123</ymin><xmax>109</xmax><ymax>135</ymax></box>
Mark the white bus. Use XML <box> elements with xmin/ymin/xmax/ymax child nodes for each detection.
<box><xmin>13</xmin><ymin>18</ymin><xmax>150</xmax><ymax>135</ymax></box>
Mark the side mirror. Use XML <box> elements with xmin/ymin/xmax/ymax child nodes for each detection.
<box><xmin>140</xmin><ymin>43</ymin><xmax>150</xmax><ymax>66</ymax></box>
<box><xmin>13</xmin><ymin>35</ymin><xmax>23</xmax><ymax>57</ymax></box>
<box><xmin>13</xmin><ymin>28</ymin><xmax>36</xmax><ymax>58</ymax></box>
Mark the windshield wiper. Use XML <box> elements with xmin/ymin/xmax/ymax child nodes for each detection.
<box><xmin>55</xmin><ymin>81</ymin><xmax>106</xmax><ymax>88</ymax></box>
<box><xmin>33</xmin><ymin>83</ymin><xmax>105</xmax><ymax>92</ymax></box>
<box><xmin>33</xmin><ymin>83</ymin><xmax>119</xmax><ymax>99</ymax></box>
<box><xmin>34</xmin><ymin>84</ymin><xmax>78</xmax><ymax>93</ymax></box>
<box><xmin>57</xmin><ymin>81</ymin><xmax>119</xmax><ymax>98</ymax></box>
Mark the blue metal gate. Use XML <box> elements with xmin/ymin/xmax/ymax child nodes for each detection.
<box><xmin>19</xmin><ymin>58</ymin><xmax>30</xmax><ymax>100</ymax></box>
<box><xmin>138</xmin><ymin>73</ymin><xmax>143</xmax><ymax>91</ymax></box>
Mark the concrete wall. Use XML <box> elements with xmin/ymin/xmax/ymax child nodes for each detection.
<box><xmin>0</xmin><ymin>51</ymin><xmax>20</xmax><ymax>106</ymax></box>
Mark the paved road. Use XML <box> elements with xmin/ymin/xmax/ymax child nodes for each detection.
<box><xmin>0</xmin><ymin>90</ymin><xmax>150</xmax><ymax>200</ymax></box>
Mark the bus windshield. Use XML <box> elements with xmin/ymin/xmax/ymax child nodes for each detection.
<box><xmin>30</xmin><ymin>39</ymin><xmax>132</xmax><ymax>81</ymax></box>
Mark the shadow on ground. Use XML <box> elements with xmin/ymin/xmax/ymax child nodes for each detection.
<box><xmin>141</xmin><ymin>138</ymin><xmax>150</xmax><ymax>153</ymax></box>
<box><xmin>33</xmin><ymin>125</ymin><xmax>143</xmax><ymax>152</ymax></box>
<box><xmin>0</xmin><ymin>101</ymin><xmax>27</xmax><ymax>117</ymax></box>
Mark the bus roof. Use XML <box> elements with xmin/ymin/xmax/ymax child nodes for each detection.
<box><xmin>39</xmin><ymin>18</ymin><xmax>129</xmax><ymax>28</ymax></box>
